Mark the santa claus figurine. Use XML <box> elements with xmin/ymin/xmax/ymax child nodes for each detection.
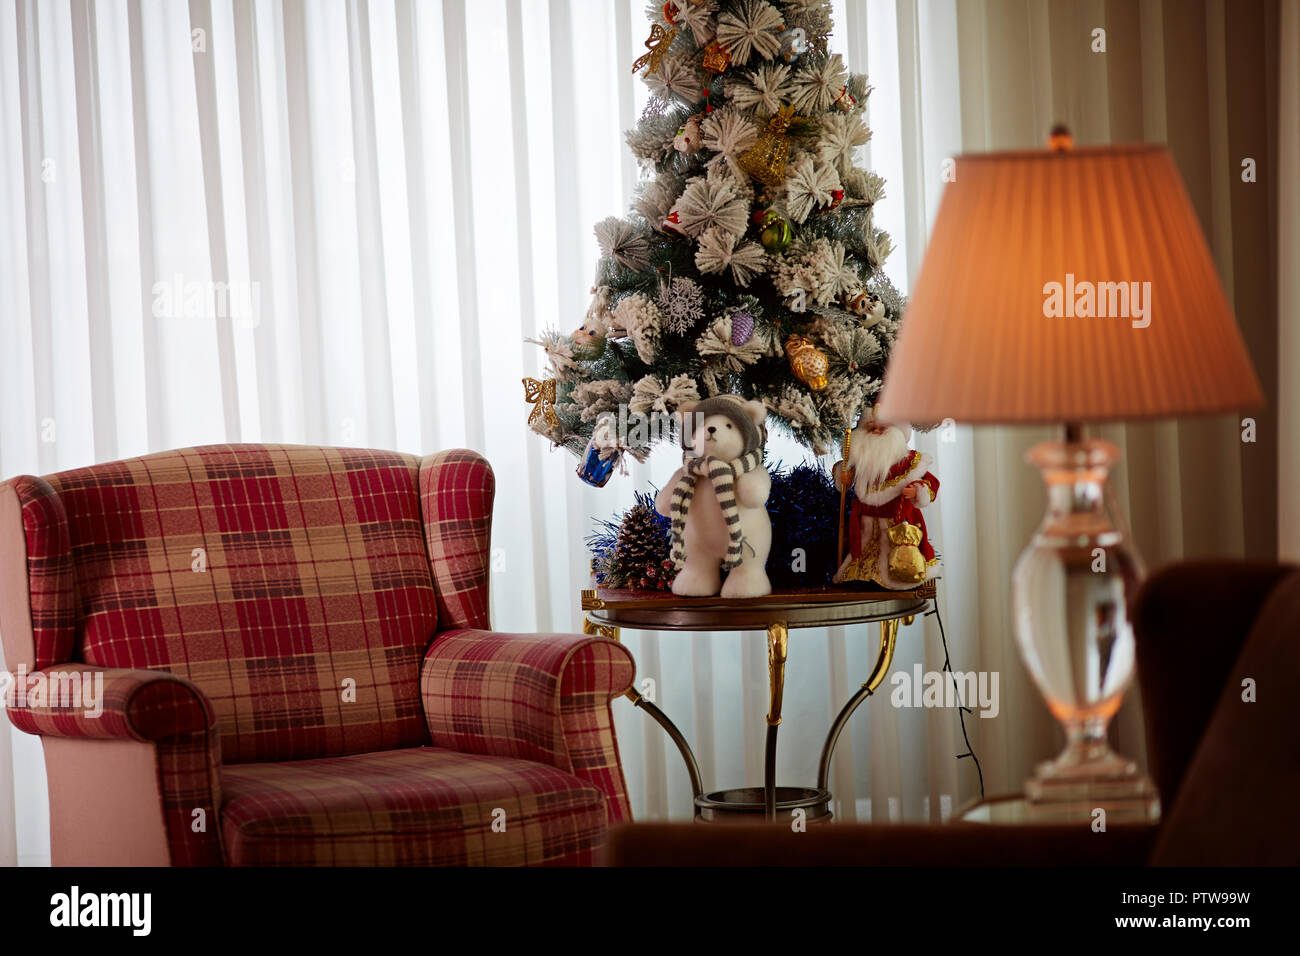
<box><xmin>832</xmin><ymin>404</ymin><xmax>940</xmax><ymax>589</ymax></box>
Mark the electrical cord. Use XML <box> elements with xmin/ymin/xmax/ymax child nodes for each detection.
<box><xmin>926</xmin><ymin>601</ymin><xmax>985</xmax><ymax>799</ymax></box>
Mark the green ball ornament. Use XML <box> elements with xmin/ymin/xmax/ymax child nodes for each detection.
<box><xmin>759</xmin><ymin>212</ymin><xmax>793</xmax><ymax>253</ymax></box>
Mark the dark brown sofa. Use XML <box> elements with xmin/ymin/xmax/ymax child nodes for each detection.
<box><xmin>608</xmin><ymin>561</ymin><xmax>1300</xmax><ymax>866</ymax></box>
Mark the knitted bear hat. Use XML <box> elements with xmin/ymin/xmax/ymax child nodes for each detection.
<box><xmin>678</xmin><ymin>395</ymin><xmax>767</xmax><ymax>458</ymax></box>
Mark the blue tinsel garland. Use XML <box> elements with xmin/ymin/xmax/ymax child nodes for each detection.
<box><xmin>764</xmin><ymin>460</ymin><xmax>843</xmax><ymax>588</ymax></box>
<box><xmin>586</xmin><ymin>462</ymin><xmax>846</xmax><ymax>590</ymax></box>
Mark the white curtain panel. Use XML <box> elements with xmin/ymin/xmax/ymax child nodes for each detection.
<box><xmin>0</xmin><ymin>0</ymin><xmax>1285</xmax><ymax>866</ymax></box>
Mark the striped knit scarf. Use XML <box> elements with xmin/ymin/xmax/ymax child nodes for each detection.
<box><xmin>669</xmin><ymin>450</ymin><xmax>764</xmax><ymax>572</ymax></box>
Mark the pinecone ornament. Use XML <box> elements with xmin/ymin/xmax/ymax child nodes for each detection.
<box><xmin>614</xmin><ymin>504</ymin><xmax>671</xmax><ymax>589</ymax></box>
<box><xmin>731</xmin><ymin>312</ymin><xmax>755</xmax><ymax>345</ymax></box>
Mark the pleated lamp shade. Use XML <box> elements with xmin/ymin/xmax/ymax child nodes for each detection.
<box><xmin>877</xmin><ymin>143</ymin><xmax>1264</xmax><ymax>425</ymax></box>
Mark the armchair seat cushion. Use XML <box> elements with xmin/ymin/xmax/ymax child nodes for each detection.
<box><xmin>219</xmin><ymin>747</ymin><xmax>609</xmax><ymax>866</ymax></box>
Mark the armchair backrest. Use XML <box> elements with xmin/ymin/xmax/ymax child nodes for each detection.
<box><xmin>0</xmin><ymin>444</ymin><xmax>480</xmax><ymax>764</ymax></box>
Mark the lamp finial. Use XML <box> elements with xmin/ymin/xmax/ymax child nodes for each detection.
<box><xmin>1048</xmin><ymin>123</ymin><xmax>1074</xmax><ymax>151</ymax></box>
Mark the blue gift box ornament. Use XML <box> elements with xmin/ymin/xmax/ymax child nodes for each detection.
<box><xmin>577</xmin><ymin>441</ymin><xmax>620</xmax><ymax>487</ymax></box>
<box><xmin>576</xmin><ymin>417</ymin><xmax>625</xmax><ymax>487</ymax></box>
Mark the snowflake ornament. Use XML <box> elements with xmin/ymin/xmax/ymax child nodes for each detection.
<box><xmin>656</xmin><ymin>277</ymin><xmax>707</xmax><ymax>334</ymax></box>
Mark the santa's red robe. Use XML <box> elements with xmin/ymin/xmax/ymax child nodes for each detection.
<box><xmin>837</xmin><ymin>450</ymin><xmax>940</xmax><ymax>588</ymax></box>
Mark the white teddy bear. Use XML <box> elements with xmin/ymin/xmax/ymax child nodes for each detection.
<box><xmin>655</xmin><ymin>395</ymin><xmax>772</xmax><ymax>599</ymax></box>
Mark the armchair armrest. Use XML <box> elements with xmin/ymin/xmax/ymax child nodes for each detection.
<box><xmin>422</xmin><ymin>629</ymin><xmax>637</xmax><ymax>821</ymax></box>
<box><xmin>5</xmin><ymin>664</ymin><xmax>225</xmax><ymax>866</ymax></box>
<box><xmin>5</xmin><ymin>663</ymin><xmax>214</xmax><ymax>741</ymax></box>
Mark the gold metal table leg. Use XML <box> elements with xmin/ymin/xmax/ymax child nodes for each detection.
<box><xmin>583</xmin><ymin>616</ymin><xmax>620</xmax><ymax>641</ymax></box>
<box><xmin>766</xmin><ymin>622</ymin><xmax>789</xmax><ymax>726</ymax></box>
<box><xmin>863</xmin><ymin>617</ymin><xmax>901</xmax><ymax>693</ymax></box>
<box><xmin>583</xmin><ymin>607</ymin><xmax>705</xmax><ymax>804</ymax></box>
<box><xmin>764</xmin><ymin>621</ymin><xmax>789</xmax><ymax>821</ymax></box>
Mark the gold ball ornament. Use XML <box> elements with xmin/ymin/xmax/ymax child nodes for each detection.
<box><xmin>785</xmin><ymin>334</ymin><xmax>829</xmax><ymax>391</ymax></box>
<box><xmin>759</xmin><ymin>211</ymin><xmax>793</xmax><ymax>253</ymax></box>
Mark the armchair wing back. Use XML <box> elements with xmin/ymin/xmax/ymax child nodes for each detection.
<box><xmin>4</xmin><ymin>444</ymin><xmax>438</xmax><ymax>764</ymax></box>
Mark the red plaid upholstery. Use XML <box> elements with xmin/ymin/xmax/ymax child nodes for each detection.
<box><xmin>30</xmin><ymin>444</ymin><xmax>438</xmax><ymax>764</ymax></box>
<box><xmin>6</xmin><ymin>476</ymin><xmax>77</xmax><ymax>670</ymax></box>
<box><xmin>5</xmin><ymin>664</ymin><xmax>225</xmax><ymax>865</ymax></box>
<box><xmin>423</xmin><ymin>630</ymin><xmax>635</xmax><ymax>821</ymax></box>
<box><xmin>6</xmin><ymin>664</ymin><xmax>211</xmax><ymax>740</ymax></box>
<box><xmin>157</xmin><ymin>732</ymin><xmax>227</xmax><ymax>866</ymax></box>
<box><xmin>420</xmin><ymin>450</ymin><xmax>494</xmax><ymax>631</ymax></box>
<box><xmin>1</xmin><ymin>444</ymin><xmax>636</xmax><ymax>866</ymax></box>
<box><xmin>220</xmin><ymin>747</ymin><xmax>608</xmax><ymax>866</ymax></box>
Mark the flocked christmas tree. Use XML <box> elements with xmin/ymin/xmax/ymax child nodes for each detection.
<box><xmin>527</xmin><ymin>0</ymin><xmax>905</xmax><ymax>469</ymax></box>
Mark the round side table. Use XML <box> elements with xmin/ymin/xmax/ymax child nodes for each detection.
<box><xmin>580</xmin><ymin>582</ymin><xmax>936</xmax><ymax>823</ymax></box>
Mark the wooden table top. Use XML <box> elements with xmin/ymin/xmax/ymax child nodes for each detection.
<box><xmin>581</xmin><ymin>580</ymin><xmax>936</xmax><ymax>632</ymax></box>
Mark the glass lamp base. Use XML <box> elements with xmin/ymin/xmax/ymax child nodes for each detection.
<box><xmin>1013</xmin><ymin>435</ymin><xmax>1161</xmax><ymax>826</ymax></box>
<box><xmin>1025</xmin><ymin>748</ymin><xmax>1160</xmax><ymax>823</ymax></box>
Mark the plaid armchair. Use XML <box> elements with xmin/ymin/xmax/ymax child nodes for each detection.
<box><xmin>0</xmin><ymin>445</ymin><xmax>634</xmax><ymax>866</ymax></box>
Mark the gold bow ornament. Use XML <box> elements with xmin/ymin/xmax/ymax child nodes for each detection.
<box><xmin>522</xmin><ymin>377</ymin><xmax>560</xmax><ymax>433</ymax></box>
<box><xmin>632</xmin><ymin>24</ymin><xmax>678</xmax><ymax>76</ymax></box>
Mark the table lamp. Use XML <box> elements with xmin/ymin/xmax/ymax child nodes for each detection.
<box><xmin>877</xmin><ymin>128</ymin><xmax>1264</xmax><ymax>820</ymax></box>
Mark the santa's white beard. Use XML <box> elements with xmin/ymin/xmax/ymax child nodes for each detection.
<box><xmin>849</xmin><ymin>427</ymin><xmax>909</xmax><ymax>499</ymax></box>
